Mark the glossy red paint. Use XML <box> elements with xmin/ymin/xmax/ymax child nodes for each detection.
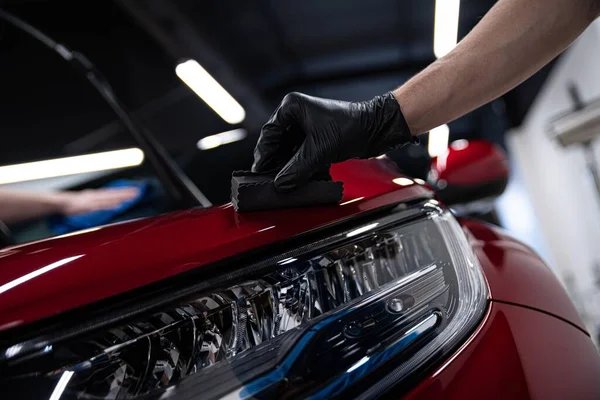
<box><xmin>431</xmin><ymin>140</ymin><xmax>509</xmax><ymax>186</ymax></box>
<box><xmin>462</xmin><ymin>218</ymin><xmax>587</xmax><ymax>332</ymax></box>
<box><xmin>0</xmin><ymin>159</ymin><xmax>432</xmax><ymax>330</ymax></box>
<box><xmin>404</xmin><ymin>302</ymin><xmax>600</xmax><ymax>400</ymax></box>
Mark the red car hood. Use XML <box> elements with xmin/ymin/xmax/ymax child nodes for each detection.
<box><xmin>0</xmin><ymin>159</ymin><xmax>431</xmax><ymax>330</ymax></box>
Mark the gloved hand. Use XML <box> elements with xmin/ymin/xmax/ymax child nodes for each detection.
<box><xmin>252</xmin><ymin>91</ymin><xmax>416</xmax><ymax>192</ymax></box>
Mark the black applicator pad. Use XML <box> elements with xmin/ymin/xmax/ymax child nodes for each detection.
<box><xmin>231</xmin><ymin>171</ymin><xmax>344</xmax><ymax>213</ymax></box>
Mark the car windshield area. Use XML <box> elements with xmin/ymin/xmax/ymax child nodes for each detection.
<box><xmin>0</xmin><ymin>13</ymin><xmax>225</xmax><ymax>245</ymax></box>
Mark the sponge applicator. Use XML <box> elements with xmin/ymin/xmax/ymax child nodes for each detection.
<box><xmin>231</xmin><ymin>171</ymin><xmax>343</xmax><ymax>213</ymax></box>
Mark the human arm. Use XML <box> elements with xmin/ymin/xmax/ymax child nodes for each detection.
<box><xmin>253</xmin><ymin>0</ymin><xmax>600</xmax><ymax>191</ymax></box>
<box><xmin>0</xmin><ymin>187</ymin><xmax>139</xmax><ymax>225</ymax></box>
<box><xmin>395</xmin><ymin>0</ymin><xmax>600</xmax><ymax>134</ymax></box>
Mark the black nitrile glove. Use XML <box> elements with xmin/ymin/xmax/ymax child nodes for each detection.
<box><xmin>252</xmin><ymin>91</ymin><xmax>416</xmax><ymax>192</ymax></box>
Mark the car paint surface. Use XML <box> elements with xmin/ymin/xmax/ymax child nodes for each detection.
<box><xmin>462</xmin><ymin>219</ymin><xmax>587</xmax><ymax>332</ymax></box>
<box><xmin>0</xmin><ymin>157</ymin><xmax>598</xmax><ymax>399</ymax></box>
<box><xmin>404</xmin><ymin>301</ymin><xmax>600</xmax><ymax>400</ymax></box>
<box><xmin>431</xmin><ymin>140</ymin><xmax>509</xmax><ymax>186</ymax></box>
<box><xmin>0</xmin><ymin>159</ymin><xmax>431</xmax><ymax>330</ymax></box>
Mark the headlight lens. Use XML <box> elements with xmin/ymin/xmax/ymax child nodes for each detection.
<box><xmin>1</xmin><ymin>203</ymin><xmax>487</xmax><ymax>399</ymax></box>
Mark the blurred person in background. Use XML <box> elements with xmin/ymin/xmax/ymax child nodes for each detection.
<box><xmin>0</xmin><ymin>187</ymin><xmax>139</xmax><ymax>226</ymax></box>
<box><xmin>253</xmin><ymin>0</ymin><xmax>600</xmax><ymax>190</ymax></box>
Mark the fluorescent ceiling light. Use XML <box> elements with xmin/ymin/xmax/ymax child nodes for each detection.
<box><xmin>428</xmin><ymin>124</ymin><xmax>450</xmax><ymax>158</ymax></box>
<box><xmin>197</xmin><ymin>128</ymin><xmax>247</xmax><ymax>150</ymax></box>
<box><xmin>176</xmin><ymin>59</ymin><xmax>246</xmax><ymax>124</ymax></box>
<box><xmin>434</xmin><ymin>0</ymin><xmax>461</xmax><ymax>58</ymax></box>
<box><xmin>0</xmin><ymin>148</ymin><xmax>144</xmax><ymax>185</ymax></box>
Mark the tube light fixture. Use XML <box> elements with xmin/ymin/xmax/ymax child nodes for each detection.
<box><xmin>434</xmin><ymin>0</ymin><xmax>461</xmax><ymax>58</ymax></box>
<box><xmin>176</xmin><ymin>60</ymin><xmax>246</xmax><ymax>125</ymax></box>
<box><xmin>0</xmin><ymin>148</ymin><xmax>144</xmax><ymax>185</ymax></box>
<box><xmin>197</xmin><ymin>128</ymin><xmax>247</xmax><ymax>150</ymax></box>
<box><xmin>428</xmin><ymin>124</ymin><xmax>450</xmax><ymax>158</ymax></box>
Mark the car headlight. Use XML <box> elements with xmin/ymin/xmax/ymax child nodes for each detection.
<box><xmin>1</xmin><ymin>201</ymin><xmax>488</xmax><ymax>399</ymax></box>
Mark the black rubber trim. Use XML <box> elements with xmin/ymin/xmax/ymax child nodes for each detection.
<box><xmin>491</xmin><ymin>299</ymin><xmax>589</xmax><ymax>337</ymax></box>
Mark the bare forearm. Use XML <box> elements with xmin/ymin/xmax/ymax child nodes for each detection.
<box><xmin>0</xmin><ymin>190</ymin><xmax>64</xmax><ymax>225</ymax></box>
<box><xmin>395</xmin><ymin>0</ymin><xmax>600</xmax><ymax>135</ymax></box>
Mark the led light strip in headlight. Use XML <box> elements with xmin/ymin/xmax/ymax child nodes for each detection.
<box><xmin>0</xmin><ymin>201</ymin><xmax>488</xmax><ymax>399</ymax></box>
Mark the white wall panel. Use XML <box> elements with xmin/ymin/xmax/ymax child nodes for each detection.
<box><xmin>507</xmin><ymin>21</ymin><xmax>600</xmax><ymax>335</ymax></box>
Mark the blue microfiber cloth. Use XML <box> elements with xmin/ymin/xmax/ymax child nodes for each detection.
<box><xmin>49</xmin><ymin>179</ymin><xmax>151</xmax><ymax>235</ymax></box>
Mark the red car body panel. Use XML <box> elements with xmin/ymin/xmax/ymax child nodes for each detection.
<box><xmin>0</xmin><ymin>158</ymin><xmax>597</xmax><ymax>399</ymax></box>
<box><xmin>431</xmin><ymin>140</ymin><xmax>510</xmax><ymax>186</ymax></box>
<box><xmin>462</xmin><ymin>219</ymin><xmax>587</xmax><ymax>332</ymax></box>
<box><xmin>404</xmin><ymin>301</ymin><xmax>600</xmax><ymax>400</ymax></box>
<box><xmin>0</xmin><ymin>159</ymin><xmax>431</xmax><ymax>330</ymax></box>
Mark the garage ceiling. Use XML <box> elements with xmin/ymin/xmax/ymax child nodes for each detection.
<box><xmin>0</xmin><ymin>0</ymin><xmax>555</xmax><ymax>200</ymax></box>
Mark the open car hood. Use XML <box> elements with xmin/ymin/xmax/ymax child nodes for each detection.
<box><xmin>0</xmin><ymin>159</ymin><xmax>432</xmax><ymax>330</ymax></box>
